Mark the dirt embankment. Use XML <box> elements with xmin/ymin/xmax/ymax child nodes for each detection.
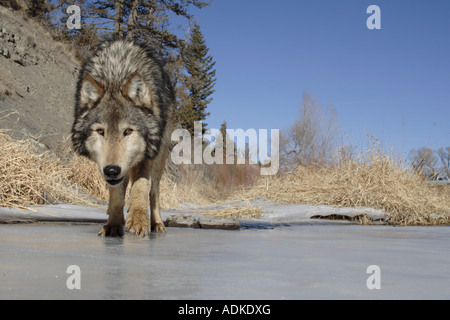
<box><xmin>0</xmin><ymin>5</ymin><xmax>79</xmax><ymax>150</ymax></box>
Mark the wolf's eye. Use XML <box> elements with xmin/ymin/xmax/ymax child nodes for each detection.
<box><xmin>96</xmin><ymin>129</ymin><xmax>105</xmax><ymax>136</ymax></box>
<box><xmin>124</xmin><ymin>128</ymin><xmax>134</xmax><ymax>136</ymax></box>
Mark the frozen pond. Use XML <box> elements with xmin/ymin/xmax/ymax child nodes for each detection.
<box><xmin>1</xmin><ymin>220</ymin><xmax>449</xmax><ymax>299</ymax></box>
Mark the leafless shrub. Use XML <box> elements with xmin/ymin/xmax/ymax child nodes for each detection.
<box><xmin>280</xmin><ymin>92</ymin><xmax>339</xmax><ymax>171</ymax></box>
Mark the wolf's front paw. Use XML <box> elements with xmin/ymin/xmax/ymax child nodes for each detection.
<box><xmin>125</xmin><ymin>214</ymin><xmax>150</xmax><ymax>237</ymax></box>
<box><xmin>98</xmin><ymin>224</ymin><xmax>124</xmax><ymax>237</ymax></box>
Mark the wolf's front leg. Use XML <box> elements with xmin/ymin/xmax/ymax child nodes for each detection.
<box><xmin>99</xmin><ymin>178</ymin><xmax>128</xmax><ymax>237</ymax></box>
<box><xmin>126</xmin><ymin>163</ymin><xmax>151</xmax><ymax>237</ymax></box>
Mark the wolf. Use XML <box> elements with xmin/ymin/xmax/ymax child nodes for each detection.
<box><xmin>71</xmin><ymin>40</ymin><xmax>175</xmax><ymax>237</ymax></box>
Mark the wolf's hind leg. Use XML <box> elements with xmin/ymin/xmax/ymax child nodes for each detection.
<box><xmin>150</xmin><ymin>182</ymin><xmax>165</xmax><ymax>233</ymax></box>
<box><xmin>99</xmin><ymin>177</ymin><xmax>128</xmax><ymax>237</ymax></box>
<box><xmin>150</xmin><ymin>153</ymin><xmax>167</xmax><ymax>233</ymax></box>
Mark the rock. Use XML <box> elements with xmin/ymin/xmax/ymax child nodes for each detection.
<box><xmin>198</xmin><ymin>216</ymin><xmax>241</xmax><ymax>230</ymax></box>
<box><xmin>165</xmin><ymin>214</ymin><xmax>200</xmax><ymax>229</ymax></box>
<box><xmin>165</xmin><ymin>214</ymin><xmax>241</xmax><ymax>230</ymax></box>
<box><xmin>13</xmin><ymin>56</ymin><xmax>25</xmax><ymax>66</ymax></box>
<box><xmin>1</xmin><ymin>48</ymin><xmax>10</xmax><ymax>59</ymax></box>
<box><xmin>15</xmin><ymin>44</ymin><xmax>25</xmax><ymax>55</ymax></box>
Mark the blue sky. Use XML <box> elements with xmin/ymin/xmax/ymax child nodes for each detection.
<box><xmin>190</xmin><ymin>0</ymin><xmax>450</xmax><ymax>156</ymax></box>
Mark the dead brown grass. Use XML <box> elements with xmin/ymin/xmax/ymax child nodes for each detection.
<box><xmin>199</xmin><ymin>203</ymin><xmax>263</xmax><ymax>219</ymax></box>
<box><xmin>0</xmin><ymin>130</ymin><xmax>213</xmax><ymax>210</ymax></box>
<box><xmin>0</xmin><ymin>131</ymin><xmax>91</xmax><ymax>208</ymax></box>
<box><xmin>67</xmin><ymin>155</ymin><xmax>109</xmax><ymax>202</ymax></box>
<box><xmin>239</xmin><ymin>145</ymin><xmax>450</xmax><ymax>225</ymax></box>
<box><xmin>159</xmin><ymin>172</ymin><xmax>212</xmax><ymax>210</ymax></box>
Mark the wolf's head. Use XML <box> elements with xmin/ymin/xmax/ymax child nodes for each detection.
<box><xmin>72</xmin><ymin>72</ymin><xmax>163</xmax><ymax>186</ymax></box>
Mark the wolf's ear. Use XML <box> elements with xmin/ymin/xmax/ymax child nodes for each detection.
<box><xmin>122</xmin><ymin>72</ymin><xmax>154</xmax><ymax>109</ymax></box>
<box><xmin>80</xmin><ymin>75</ymin><xmax>105</xmax><ymax>108</ymax></box>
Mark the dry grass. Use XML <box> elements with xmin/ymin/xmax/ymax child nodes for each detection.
<box><xmin>199</xmin><ymin>202</ymin><xmax>263</xmax><ymax>219</ymax></box>
<box><xmin>239</xmin><ymin>145</ymin><xmax>450</xmax><ymax>225</ymax></box>
<box><xmin>67</xmin><ymin>155</ymin><xmax>109</xmax><ymax>202</ymax></box>
<box><xmin>159</xmin><ymin>174</ymin><xmax>212</xmax><ymax>210</ymax></box>
<box><xmin>0</xmin><ymin>131</ymin><xmax>91</xmax><ymax>208</ymax></box>
<box><xmin>0</xmin><ymin>130</ymin><xmax>213</xmax><ymax>210</ymax></box>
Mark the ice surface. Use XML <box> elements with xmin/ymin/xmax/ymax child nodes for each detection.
<box><xmin>0</xmin><ymin>200</ymin><xmax>386</xmax><ymax>227</ymax></box>
<box><xmin>0</xmin><ymin>222</ymin><xmax>449</xmax><ymax>299</ymax></box>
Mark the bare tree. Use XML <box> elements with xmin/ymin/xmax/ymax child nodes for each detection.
<box><xmin>114</xmin><ymin>0</ymin><xmax>124</xmax><ymax>39</ymax></box>
<box><xmin>125</xmin><ymin>0</ymin><xmax>139</xmax><ymax>40</ymax></box>
<box><xmin>409</xmin><ymin>147</ymin><xmax>438</xmax><ymax>178</ymax></box>
<box><xmin>437</xmin><ymin>147</ymin><xmax>450</xmax><ymax>178</ymax></box>
<box><xmin>280</xmin><ymin>92</ymin><xmax>339</xmax><ymax>170</ymax></box>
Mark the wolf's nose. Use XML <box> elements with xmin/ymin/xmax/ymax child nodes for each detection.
<box><xmin>103</xmin><ymin>165</ymin><xmax>121</xmax><ymax>179</ymax></box>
